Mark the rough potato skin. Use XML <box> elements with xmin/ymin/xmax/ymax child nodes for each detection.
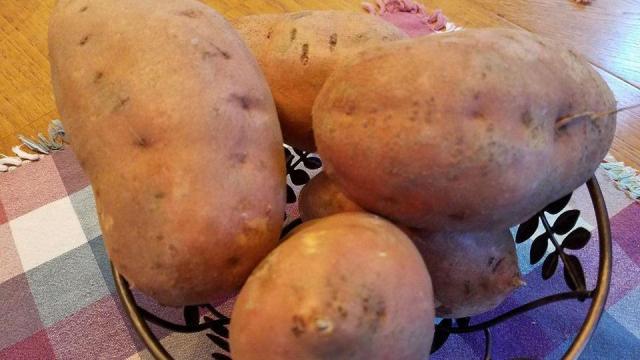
<box><xmin>313</xmin><ymin>28</ymin><xmax>617</xmax><ymax>231</ymax></box>
<box><xmin>408</xmin><ymin>229</ymin><xmax>522</xmax><ymax>318</ymax></box>
<box><xmin>49</xmin><ymin>0</ymin><xmax>285</xmax><ymax>306</ymax></box>
<box><xmin>230</xmin><ymin>213</ymin><xmax>435</xmax><ymax>360</ymax></box>
<box><xmin>299</xmin><ymin>172</ymin><xmax>363</xmax><ymax>221</ymax></box>
<box><xmin>231</xmin><ymin>13</ymin><xmax>285</xmax><ymax>60</ymax></box>
<box><xmin>241</xmin><ymin>10</ymin><xmax>407</xmax><ymax>151</ymax></box>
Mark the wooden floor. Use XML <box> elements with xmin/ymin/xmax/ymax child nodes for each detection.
<box><xmin>1</xmin><ymin>0</ymin><xmax>638</xmax><ymax>168</ymax></box>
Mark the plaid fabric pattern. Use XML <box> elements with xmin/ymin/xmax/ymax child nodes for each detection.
<box><xmin>0</xmin><ymin>148</ymin><xmax>639</xmax><ymax>359</ymax></box>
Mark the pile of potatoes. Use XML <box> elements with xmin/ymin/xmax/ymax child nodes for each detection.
<box><xmin>49</xmin><ymin>0</ymin><xmax>616</xmax><ymax>359</ymax></box>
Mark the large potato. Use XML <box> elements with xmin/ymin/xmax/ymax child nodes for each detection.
<box><xmin>299</xmin><ymin>172</ymin><xmax>362</xmax><ymax>221</ymax></box>
<box><xmin>314</xmin><ymin>28</ymin><xmax>616</xmax><ymax>231</ymax></box>
<box><xmin>49</xmin><ymin>0</ymin><xmax>285</xmax><ymax>306</ymax></box>
<box><xmin>408</xmin><ymin>229</ymin><xmax>522</xmax><ymax>318</ymax></box>
<box><xmin>237</xmin><ymin>10</ymin><xmax>407</xmax><ymax>151</ymax></box>
<box><xmin>230</xmin><ymin>213</ymin><xmax>435</xmax><ymax>360</ymax></box>
<box><xmin>231</xmin><ymin>13</ymin><xmax>285</xmax><ymax>60</ymax></box>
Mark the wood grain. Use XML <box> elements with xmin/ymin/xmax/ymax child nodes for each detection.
<box><xmin>1</xmin><ymin>0</ymin><xmax>639</xmax><ymax>170</ymax></box>
<box><xmin>468</xmin><ymin>0</ymin><xmax>640</xmax><ymax>88</ymax></box>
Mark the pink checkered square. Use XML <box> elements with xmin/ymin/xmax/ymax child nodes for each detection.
<box><xmin>0</xmin><ymin>201</ymin><xmax>7</xmax><ymax>225</ymax></box>
<box><xmin>0</xmin><ymin>157</ymin><xmax>68</xmax><ymax>220</ymax></box>
<box><xmin>52</xmin><ymin>149</ymin><xmax>90</xmax><ymax>196</ymax></box>
<box><xmin>48</xmin><ymin>296</ymin><xmax>137</xmax><ymax>359</ymax></box>
<box><xmin>0</xmin><ymin>330</ymin><xmax>55</xmax><ymax>360</ymax></box>
<box><xmin>0</xmin><ymin>224</ymin><xmax>23</xmax><ymax>283</ymax></box>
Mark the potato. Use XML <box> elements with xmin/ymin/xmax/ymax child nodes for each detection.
<box><xmin>230</xmin><ymin>213</ymin><xmax>435</xmax><ymax>360</ymax></box>
<box><xmin>313</xmin><ymin>28</ymin><xmax>617</xmax><ymax>231</ymax></box>
<box><xmin>48</xmin><ymin>0</ymin><xmax>285</xmax><ymax>306</ymax></box>
<box><xmin>236</xmin><ymin>10</ymin><xmax>407</xmax><ymax>151</ymax></box>
<box><xmin>231</xmin><ymin>13</ymin><xmax>285</xmax><ymax>60</ymax></box>
<box><xmin>299</xmin><ymin>172</ymin><xmax>362</xmax><ymax>221</ymax></box>
<box><xmin>408</xmin><ymin>229</ymin><xmax>522</xmax><ymax>318</ymax></box>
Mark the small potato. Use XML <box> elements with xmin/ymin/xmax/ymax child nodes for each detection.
<box><xmin>313</xmin><ymin>28</ymin><xmax>616</xmax><ymax>231</ymax></box>
<box><xmin>408</xmin><ymin>229</ymin><xmax>523</xmax><ymax>318</ymax></box>
<box><xmin>49</xmin><ymin>0</ymin><xmax>285</xmax><ymax>306</ymax></box>
<box><xmin>299</xmin><ymin>172</ymin><xmax>362</xmax><ymax>221</ymax></box>
<box><xmin>236</xmin><ymin>10</ymin><xmax>407</xmax><ymax>151</ymax></box>
<box><xmin>230</xmin><ymin>213</ymin><xmax>435</xmax><ymax>360</ymax></box>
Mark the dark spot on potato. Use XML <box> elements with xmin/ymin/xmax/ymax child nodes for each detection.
<box><xmin>343</xmin><ymin>103</ymin><xmax>356</xmax><ymax>116</ymax></box>
<box><xmin>329</xmin><ymin>33</ymin><xmax>338</xmax><ymax>51</ymax></box>
<box><xmin>156</xmin><ymin>234</ymin><xmax>164</xmax><ymax>241</ymax></box>
<box><xmin>226</xmin><ymin>256</ymin><xmax>241</xmax><ymax>267</ymax></box>
<box><xmin>93</xmin><ymin>71</ymin><xmax>104</xmax><ymax>83</ymax></box>
<box><xmin>474</xmin><ymin>92</ymin><xmax>481</xmax><ymax>101</ymax></box>
<box><xmin>448</xmin><ymin>212</ymin><xmax>466</xmax><ymax>221</ymax></box>
<box><xmin>135</xmin><ymin>137</ymin><xmax>150</xmax><ymax>148</ymax></box>
<box><xmin>362</xmin><ymin>297</ymin><xmax>370</xmax><ymax>313</ymax></box>
<box><xmin>231</xmin><ymin>152</ymin><xmax>248</xmax><ymax>164</ymax></box>
<box><xmin>201</xmin><ymin>51</ymin><xmax>214</xmax><ymax>60</ymax></box>
<box><xmin>429</xmin><ymin>96</ymin><xmax>435</xmax><ymax>103</ymax></box>
<box><xmin>337</xmin><ymin>305</ymin><xmax>348</xmax><ymax>318</ymax></box>
<box><xmin>266</xmin><ymin>29</ymin><xmax>273</xmax><ymax>39</ymax></box>
<box><xmin>168</xmin><ymin>244</ymin><xmax>178</xmax><ymax>253</ymax></box>
<box><xmin>446</xmin><ymin>172</ymin><xmax>460</xmax><ymax>181</ymax></box>
<box><xmin>291</xmin><ymin>315</ymin><xmax>306</xmax><ymax>337</ymax></box>
<box><xmin>479</xmin><ymin>280</ymin><xmax>491</xmax><ymax>291</ymax></box>
<box><xmin>290</xmin><ymin>28</ymin><xmax>297</xmax><ymax>41</ymax></box>
<box><xmin>481</xmin><ymin>72</ymin><xmax>487</xmax><ymax>79</ymax></box>
<box><xmin>487</xmin><ymin>256</ymin><xmax>496</xmax><ymax>266</ymax></box>
<box><xmin>154</xmin><ymin>192</ymin><xmax>166</xmax><ymax>199</ymax></box>
<box><xmin>568</xmin><ymin>49</ymin><xmax>578</xmax><ymax>58</ymax></box>
<box><xmin>301</xmin><ymin>43</ymin><xmax>310</xmax><ymax>65</ymax></box>
<box><xmin>179</xmin><ymin>9</ymin><xmax>203</xmax><ymax>18</ymax></box>
<box><xmin>464</xmin><ymin>280</ymin><xmax>471</xmax><ymax>295</ymax></box>
<box><xmin>79</xmin><ymin>5</ymin><xmax>88</xmax><ymax>12</ymax></box>
<box><xmin>202</xmin><ymin>45</ymin><xmax>231</xmax><ymax>60</ymax></box>
<box><xmin>492</xmin><ymin>257</ymin><xmax>505</xmax><ymax>273</ymax></box>
<box><xmin>79</xmin><ymin>35</ymin><xmax>90</xmax><ymax>46</ymax></box>
<box><xmin>487</xmin><ymin>123</ymin><xmax>495</xmax><ymax>133</ymax></box>
<box><xmin>436</xmin><ymin>305</ymin><xmax>452</xmax><ymax>315</ymax></box>
<box><xmin>521</xmin><ymin>110</ymin><xmax>534</xmax><ymax>128</ymax></box>
<box><xmin>291</xmin><ymin>11</ymin><xmax>312</xmax><ymax>19</ymax></box>
<box><xmin>229</xmin><ymin>93</ymin><xmax>255</xmax><ymax>110</ymax></box>
<box><xmin>472</xmin><ymin>110</ymin><xmax>485</xmax><ymax>120</ymax></box>
<box><xmin>113</xmin><ymin>96</ymin><xmax>130</xmax><ymax>112</ymax></box>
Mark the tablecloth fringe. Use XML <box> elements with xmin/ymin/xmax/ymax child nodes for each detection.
<box><xmin>600</xmin><ymin>155</ymin><xmax>640</xmax><ymax>201</ymax></box>
<box><xmin>0</xmin><ymin>119</ymin><xmax>66</xmax><ymax>173</ymax></box>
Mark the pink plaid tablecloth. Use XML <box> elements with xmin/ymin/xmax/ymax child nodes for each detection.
<box><xmin>1</xmin><ymin>147</ymin><xmax>639</xmax><ymax>359</ymax></box>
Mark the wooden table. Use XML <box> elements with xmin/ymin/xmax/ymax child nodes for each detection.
<box><xmin>1</xmin><ymin>0</ymin><xmax>638</xmax><ymax>168</ymax></box>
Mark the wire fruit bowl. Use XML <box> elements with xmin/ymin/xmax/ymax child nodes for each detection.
<box><xmin>112</xmin><ymin>148</ymin><xmax>612</xmax><ymax>360</ymax></box>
